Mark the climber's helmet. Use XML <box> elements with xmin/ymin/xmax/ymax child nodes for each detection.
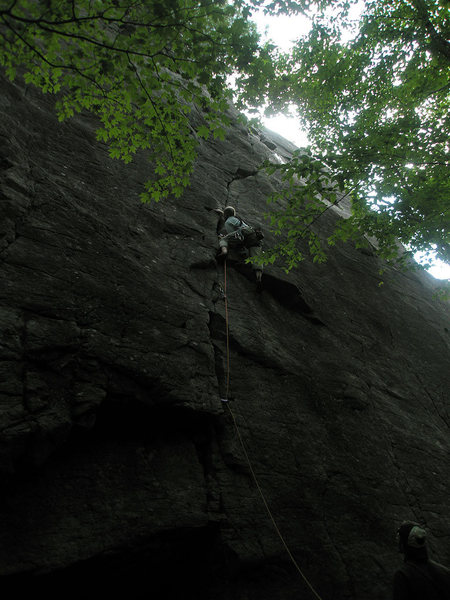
<box><xmin>396</xmin><ymin>522</ymin><xmax>427</xmax><ymax>552</ymax></box>
<box><xmin>224</xmin><ymin>206</ymin><xmax>236</xmax><ymax>219</ymax></box>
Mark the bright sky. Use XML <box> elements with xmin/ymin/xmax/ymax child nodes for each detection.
<box><xmin>250</xmin><ymin>11</ymin><xmax>311</xmax><ymax>147</ymax></box>
<box><xmin>249</xmin><ymin>10</ymin><xmax>450</xmax><ymax>281</ymax></box>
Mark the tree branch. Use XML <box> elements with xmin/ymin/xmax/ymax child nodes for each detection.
<box><xmin>1</xmin><ymin>18</ymin><xmax>106</xmax><ymax>95</ymax></box>
<box><xmin>3</xmin><ymin>4</ymin><xmax>226</xmax><ymax>33</ymax></box>
<box><xmin>126</xmin><ymin>53</ymin><xmax>175</xmax><ymax>162</ymax></box>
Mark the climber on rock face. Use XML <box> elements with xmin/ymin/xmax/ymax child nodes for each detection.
<box><xmin>213</xmin><ymin>205</ymin><xmax>263</xmax><ymax>288</ymax></box>
<box><xmin>393</xmin><ymin>521</ymin><xmax>450</xmax><ymax>600</ymax></box>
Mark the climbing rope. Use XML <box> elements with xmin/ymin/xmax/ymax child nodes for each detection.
<box><xmin>224</xmin><ymin>258</ymin><xmax>231</xmax><ymax>400</ymax></box>
<box><xmin>222</xmin><ymin>258</ymin><xmax>324</xmax><ymax>600</ymax></box>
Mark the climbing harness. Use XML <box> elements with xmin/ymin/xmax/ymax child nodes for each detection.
<box><xmin>224</xmin><ymin>229</ymin><xmax>245</xmax><ymax>243</ymax></box>
<box><xmin>220</xmin><ymin>257</ymin><xmax>324</xmax><ymax>600</ymax></box>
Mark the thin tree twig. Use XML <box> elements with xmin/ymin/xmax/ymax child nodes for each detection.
<box><xmin>1</xmin><ymin>19</ymin><xmax>107</xmax><ymax>94</ymax></box>
<box><xmin>126</xmin><ymin>52</ymin><xmax>175</xmax><ymax>162</ymax></box>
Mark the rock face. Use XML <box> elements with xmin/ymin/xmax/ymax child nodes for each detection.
<box><xmin>0</xmin><ymin>73</ymin><xmax>449</xmax><ymax>600</ymax></box>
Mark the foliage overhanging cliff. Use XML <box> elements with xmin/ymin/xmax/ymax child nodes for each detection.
<box><xmin>1</xmin><ymin>0</ymin><xmax>449</xmax><ymax>271</ymax></box>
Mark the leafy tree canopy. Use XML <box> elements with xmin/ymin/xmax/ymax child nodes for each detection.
<box><xmin>0</xmin><ymin>0</ymin><xmax>289</xmax><ymax>200</ymax></box>
<box><xmin>240</xmin><ymin>0</ymin><xmax>450</xmax><ymax>272</ymax></box>
<box><xmin>0</xmin><ymin>0</ymin><xmax>448</xmax><ymax>277</ymax></box>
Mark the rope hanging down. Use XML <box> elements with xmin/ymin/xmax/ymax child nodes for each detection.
<box><xmin>224</xmin><ymin>259</ymin><xmax>231</xmax><ymax>400</ymax></box>
<box><xmin>222</xmin><ymin>258</ymin><xmax>324</xmax><ymax>600</ymax></box>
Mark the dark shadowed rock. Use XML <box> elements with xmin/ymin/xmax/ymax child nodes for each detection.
<box><xmin>0</xmin><ymin>73</ymin><xmax>449</xmax><ymax>600</ymax></box>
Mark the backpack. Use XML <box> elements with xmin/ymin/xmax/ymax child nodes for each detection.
<box><xmin>236</xmin><ymin>216</ymin><xmax>264</xmax><ymax>244</ymax></box>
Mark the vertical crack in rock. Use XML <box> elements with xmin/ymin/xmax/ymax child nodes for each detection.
<box><xmin>208</xmin><ymin>311</ymin><xmax>228</xmax><ymax>400</ymax></box>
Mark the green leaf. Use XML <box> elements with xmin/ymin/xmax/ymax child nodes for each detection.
<box><xmin>197</xmin><ymin>125</ymin><xmax>210</xmax><ymax>139</ymax></box>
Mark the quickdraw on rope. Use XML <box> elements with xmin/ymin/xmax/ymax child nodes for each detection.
<box><xmin>222</xmin><ymin>258</ymin><xmax>324</xmax><ymax>600</ymax></box>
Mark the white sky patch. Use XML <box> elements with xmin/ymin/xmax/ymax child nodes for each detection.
<box><xmin>427</xmin><ymin>262</ymin><xmax>450</xmax><ymax>280</ymax></box>
<box><xmin>262</xmin><ymin>110</ymin><xmax>309</xmax><ymax>147</ymax></box>
<box><xmin>415</xmin><ymin>252</ymin><xmax>450</xmax><ymax>280</ymax></box>
<box><xmin>251</xmin><ymin>11</ymin><xmax>312</xmax><ymax>52</ymax></box>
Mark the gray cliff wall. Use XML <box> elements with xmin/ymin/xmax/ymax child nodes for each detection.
<box><xmin>0</xmin><ymin>74</ymin><xmax>449</xmax><ymax>600</ymax></box>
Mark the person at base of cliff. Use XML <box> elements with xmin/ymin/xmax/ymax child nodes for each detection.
<box><xmin>393</xmin><ymin>521</ymin><xmax>450</xmax><ymax>600</ymax></box>
<box><xmin>213</xmin><ymin>206</ymin><xmax>263</xmax><ymax>290</ymax></box>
